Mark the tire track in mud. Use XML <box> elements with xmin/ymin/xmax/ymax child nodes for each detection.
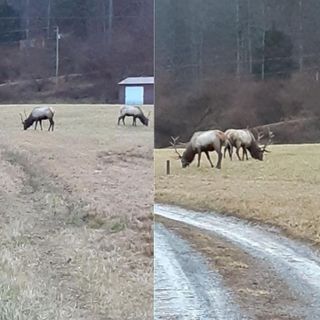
<box><xmin>155</xmin><ymin>204</ymin><xmax>320</xmax><ymax>319</ymax></box>
<box><xmin>0</xmin><ymin>148</ymin><xmax>101</xmax><ymax>320</ymax></box>
<box><xmin>155</xmin><ymin>223</ymin><xmax>246</xmax><ymax>320</ymax></box>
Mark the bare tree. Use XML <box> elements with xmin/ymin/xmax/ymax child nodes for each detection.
<box><xmin>235</xmin><ymin>0</ymin><xmax>241</xmax><ymax>78</ymax></box>
<box><xmin>107</xmin><ymin>0</ymin><xmax>113</xmax><ymax>49</ymax></box>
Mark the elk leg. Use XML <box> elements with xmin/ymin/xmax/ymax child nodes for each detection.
<box><xmin>197</xmin><ymin>151</ymin><xmax>202</xmax><ymax>167</ymax></box>
<box><xmin>117</xmin><ymin>116</ymin><xmax>122</xmax><ymax>125</ymax></box>
<box><xmin>236</xmin><ymin>147</ymin><xmax>242</xmax><ymax>161</ymax></box>
<box><xmin>216</xmin><ymin>151</ymin><xmax>222</xmax><ymax>169</ymax></box>
<box><xmin>48</xmin><ymin>119</ymin><xmax>54</xmax><ymax>131</ymax></box>
<box><xmin>123</xmin><ymin>116</ymin><xmax>125</xmax><ymax>125</ymax></box>
<box><xmin>40</xmin><ymin>120</ymin><xmax>43</xmax><ymax>131</ymax></box>
<box><xmin>243</xmin><ymin>147</ymin><xmax>249</xmax><ymax>160</ymax></box>
<box><xmin>229</xmin><ymin>145</ymin><xmax>233</xmax><ymax>160</ymax></box>
<box><xmin>205</xmin><ymin>151</ymin><xmax>214</xmax><ymax>168</ymax></box>
<box><xmin>223</xmin><ymin>146</ymin><xmax>227</xmax><ymax>159</ymax></box>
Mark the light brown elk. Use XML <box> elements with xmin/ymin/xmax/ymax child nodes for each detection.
<box><xmin>118</xmin><ymin>105</ymin><xmax>150</xmax><ymax>126</ymax></box>
<box><xmin>171</xmin><ymin>130</ymin><xmax>227</xmax><ymax>169</ymax></box>
<box><xmin>224</xmin><ymin>128</ymin><xmax>273</xmax><ymax>161</ymax></box>
<box><xmin>20</xmin><ymin>107</ymin><xmax>55</xmax><ymax>131</ymax></box>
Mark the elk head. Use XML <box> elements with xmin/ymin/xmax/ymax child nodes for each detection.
<box><xmin>19</xmin><ymin>110</ymin><xmax>29</xmax><ymax>130</ymax></box>
<box><xmin>19</xmin><ymin>111</ymin><xmax>28</xmax><ymax>130</ymax></box>
<box><xmin>170</xmin><ymin>136</ymin><xmax>191</xmax><ymax>168</ymax></box>
<box><xmin>256</xmin><ymin>127</ymin><xmax>274</xmax><ymax>159</ymax></box>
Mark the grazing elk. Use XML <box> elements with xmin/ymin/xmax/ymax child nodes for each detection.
<box><xmin>224</xmin><ymin>128</ymin><xmax>273</xmax><ymax>161</ymax></box>
<box><xmin>118</xmin><ymin>105</ymin><xmax>150</xmax><ymax>126</ymax></box>
<box><xmin>20</xmin><ymin>106</ymin><xmax>55</xmax><ymax>131</ymax></box>
<box><xmin>171</xmin><ymin>130</ymin><xmax>227</xmax><ymax>169</ymax></box>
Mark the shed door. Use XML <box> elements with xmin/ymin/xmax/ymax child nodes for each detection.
<box><xmin>125</xmin><ymin>86</ymin><xmax>144</xmax><ymax>105</ymax></box>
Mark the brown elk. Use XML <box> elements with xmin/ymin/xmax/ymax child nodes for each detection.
<box><xmin>170</xmin><ymin>130</ymin><xmax>227</xmax><ymax>169</ymax></box>
<box><xmin>20</xmin><ymin>107</ymin><xmax>55</xmax><ymax>131</ymax></box>
<box><xmin>118</xmin><ymin>105</ymin><xmax>150</xmax><ymax>126</ymax></box>
<box><xmin>224</xmin><ymin>128</ymin><xmax>273</xmax><ymax>161</ymax></box>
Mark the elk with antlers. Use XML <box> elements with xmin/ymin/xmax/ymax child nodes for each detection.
<box><xmin>20</xmin><ymin>107</ymin><xmax>55</xmax><ymax>131</ymax></box>
<box><xmin>224</xmin><ymin>128</ymin><xmax>273</xmax><ymax>161</ymax></box>
<box><xmin>170</xmin><ymin>130</ymin><xmax>227</xmax><ymax>169</ymax></box>
<box><xmin>118</xmin><ymin>105</ymin><xmax>150</xmax><ymax>126</ymax></box>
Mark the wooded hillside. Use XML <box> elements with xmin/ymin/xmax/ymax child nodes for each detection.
<box><xmin>0</xmin><ymin>0</ymin><xmax>153</xmax><ymax>102</ymax></box>
<box><xmin>155</xmin><ymin>0</ymin><xmax>320</xmax><ymax>146</ymax></box>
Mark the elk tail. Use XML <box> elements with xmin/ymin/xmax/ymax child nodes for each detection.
<box><xmin>49</xmin><ymin>107</ymin><xmax>55</xmax><ymax>114</ymax></box>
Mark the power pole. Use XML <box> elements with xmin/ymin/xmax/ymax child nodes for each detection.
<box><xmin>55</xmin><ymin>26</ymin><xmax>61</xmax><ymax>86</ymax></box>
<box><xmin>107</xmin><ymin>0</ymin><xmax>113</xmax><ymax>49</ymax></box>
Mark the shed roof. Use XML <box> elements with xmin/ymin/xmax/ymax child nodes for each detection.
<box><xmin>118</xmin><ymin>76</ymin><xmax>154</xmax><ymax>85</ymax></box>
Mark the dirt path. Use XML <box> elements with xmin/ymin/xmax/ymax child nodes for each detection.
<box><xmin>155</xmin><ymin>223</ymin><xmax>245</xmax><ymax>320</ymax></box>
<box><xmin>155</xmin><ymin>204</ymin><xmax>320</xmax><ymax>319</ymax></box>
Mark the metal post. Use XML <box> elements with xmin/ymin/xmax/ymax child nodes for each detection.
<box><xmin>166</xmin><ymin>160</ymin><xmax>170</xmax><ymax>175</ymax></box>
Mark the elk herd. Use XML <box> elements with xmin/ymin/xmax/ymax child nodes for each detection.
<box><xmin>18</xmin><ymin>105</ymin><xmax>150</xmax><ymax>131</ymax></box>
<box><xmin>171</xmin><ymin>127</ymin><xmax>274</xmax><ymax>169</ymax></box>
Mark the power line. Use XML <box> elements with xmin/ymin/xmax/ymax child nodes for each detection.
<box><xmin>0</xmin><ymin>15</ymin><xmax>141</xmax><ymax>20</ymax></box>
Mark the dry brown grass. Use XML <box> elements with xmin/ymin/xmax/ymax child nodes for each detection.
<box><xmin>155</xmin><ymin>144</ymin><xmax>320</xmax><ymax>245</ymax></box>
<box><xmin>0</xmin><ymin>104</ymin><xmax>153</xmax><ymax>319</ymax></box>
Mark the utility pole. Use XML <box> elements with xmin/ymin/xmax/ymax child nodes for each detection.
<box><xmin>107</xmin><ymin>0</ymin><xmax>113</xmax><ymax>49</ymax></box>
<box><xmin>55</xmin><ymin>26</ymin><xmax>61</xmax><ymax>86</ymax></box>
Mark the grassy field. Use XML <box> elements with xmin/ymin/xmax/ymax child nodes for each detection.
<box><xmin>155</xmin><ymin>144</ymin><xmax>320</xmax><ymax>245</ymax></box>
<box><xmin>0</xmin><ymin>104</ymin><xmax>153</xmax><ymax>319</ymax></box>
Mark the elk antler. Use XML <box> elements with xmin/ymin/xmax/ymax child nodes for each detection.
<box><xmin>19</xmin><ymin>113</ymin><xmax>24</xmax><ymax>124</ymax></box>
<box><xmin>24</xmin><ymin>109</ymin><xmax>27</xmax><ymax>118</ymax></box>
<box><xmin>147</xmin><ymin>111</ymin><xmax>151</xmax><ymax>119</ymax></box>
<box><xmin>262</xmin><ymin>127</ymin><xmax>274</xmax><ymax>152</ymax></box>
<box><xmin>170</xmin><ymin>136</ymin><xmax>182</xmax><ymax>159</ymax></box>
<box><xmin>257</xmin><ymin>130</ymin><xmax>265</xmax><ymax>142</ymax></box>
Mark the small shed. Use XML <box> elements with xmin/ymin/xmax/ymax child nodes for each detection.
<box><xmin>118</xmin><ymin>76</ymin><xmax>154</xmax><ymax>105</ymax></box>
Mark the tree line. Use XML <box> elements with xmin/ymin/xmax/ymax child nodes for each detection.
<box><xmin>155</xmin><ymin>0</ymin><xmax>320</xmax><ymax>147</ymax></box>
<box><xmin>0</xmin><ymin>0</ymin><xmax>153</xmax><ymax>102</ymax></box>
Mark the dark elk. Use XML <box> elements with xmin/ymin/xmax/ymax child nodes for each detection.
<box><xmin>118</xmin><ymin>105</ymin><xmax>150</xmax><ymax>126</ymax></box>
<box><xmin>20</xmin><ymin>107</ymin><xmax>55</xmax><ymax>131</ymax></box>
<box><xmin>224</xmin><ymin>128</ymin><xmax>274</xmax><ymax>161</ymax></box>
<box><xmin>170</xmin><ymin>130</ymin><xmax>227</xmax><ymax>169</ymax></box>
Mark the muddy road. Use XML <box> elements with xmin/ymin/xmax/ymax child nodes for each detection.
<box><xmin>155</xmin><ymin>223</ymin><xmax>245</xmax><ymax>320</ymax></box>
<box><xmin>155</xmin><ymin>204</ymin><xmax>320</xmax><ymax>320</ymax></box>
<box><xmin>0</xmin><ymin>105</ymin><xmax>153</xmax><ymax>319</ymax></box>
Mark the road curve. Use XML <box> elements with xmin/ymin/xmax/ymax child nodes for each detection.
<box><xmin>154</xmin><ymin>223</ymin><xmax>246</xmax><ymax>320</ymax></box>
<box><xmin>155</xmin><ymin>204</ymin><xmax>320</xmax><ymax>318</ymax></box>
